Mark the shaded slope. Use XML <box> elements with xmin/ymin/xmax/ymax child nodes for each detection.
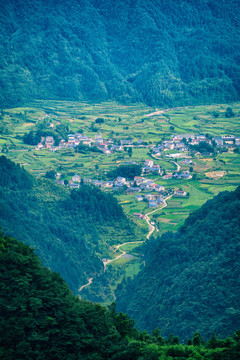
<box><xmin>1</xmin><ymin>231</ymin><xmax>240</xmax><ymax>359</ymax></box>
<box><xmin>116</xmin><ymin>186</ymin><xmax>240</xmax><ymax>340</ymax></box>
<box><xmin>1</xmin><ymin>0</ymin><xmax>240</xmax><ymax>107</ymax></box>
<box><xmin>0</xmin><ymin>156</ymin><xmax>139</xmax><ymax>293</ymax></box>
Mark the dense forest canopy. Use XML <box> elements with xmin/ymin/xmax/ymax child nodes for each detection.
<box><xmin>1</xmin><ymin>231</ymin><xmax>240</xmax><ymax>359</ymax></box>
<box><xmin>1</xmin><ymin>0</ymin><xmax>240</xmax><ymax>107</ymax></box>
<box><xmin>0</xmin><ymin>156</ymin><xmax>139</xmax><ymax>293</ymax></box>
<box><xmin>116</xmin><ymin>186</ymin><xmax>240</xmax><ymax>340</ymax></box>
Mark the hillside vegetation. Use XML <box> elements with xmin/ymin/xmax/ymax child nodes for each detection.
<box><xmin>116</xmin><ymin>186</ymin><xmax>240</xmax><ymax>340</ymax></box>
<box><xmin>1</xmin><ymin>231</ymin><xmax>240</xmax><ymax>359</ymax></box>
<box><xmin>0</xmin><ymin>156</ymin><xmax>140</xmax><ymax>293</ymax></box>
<box><xmin>1</xmin><ymin>0</ymin><xmax>240</xmax><ymax>107</ymax></box>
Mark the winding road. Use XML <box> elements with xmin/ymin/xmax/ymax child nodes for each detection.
<box><xmin>79</xmin><ymin>277</ymin><xmax>93</xmax><ymax>292</ymax></box>
<box><xmin>103</xmin><ymin>241</ymin><xmax>144</xmax><ymax>270</ymax></box>
<box><xmin>172</xmin><ymin>161</ymin><xmax>181</xmax><ymax>172</ymax></box>
<box><xmin>78</xmin><ymin>196</ymin><xmax>172</xmax><ymax>292</ymax></box>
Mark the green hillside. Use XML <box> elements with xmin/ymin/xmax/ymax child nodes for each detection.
<box><xmin>1</xmin><ymin>231</ymin><xmax>240</xmax><ymax>359</ymax></box>
<box><xmin>116</xmin><ymin>186</ymin><xmax>240</xmax><ymax>340</ymax></box>
<box><xmin>1</xmin><ymin>0</ymin><xmax>240</xmax><ymax>107</ymax></box>
<box><xmin>0</xmin><ymin>155</ymin><xmax>140</xmax><ymax>293</ymax></box>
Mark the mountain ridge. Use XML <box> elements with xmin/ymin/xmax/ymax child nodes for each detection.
<box><xmin>1</xmin><ymin>0</ymin><xmax>240</xmax><ymax>107</ymax></box>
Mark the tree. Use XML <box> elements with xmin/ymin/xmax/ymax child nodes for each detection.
<box><xmin>192</xmin><ymin>332</ymin><xmax>204</xmax><ymax>346</ymax></box>
<box><xmin>212</xmin><ymin>111</ymin><xmax>219</xmax><ymax>118</ymax></box>
<box><xmin>95</xmin><ymin>118</ymin><xmax>104</xmax><ymax>124</ymax></box>
<box><xmin>45</xmin><ymin>170</ymin><xmax>56</xmax><ymax>179</ymax></box>
<box><xmin>128</xmin><ymin>147</ymin><xmax>133</xmax><ymax>157</ymax></box>
<box><xmin>225</xmin><ymin>107</ymin><xmax>235</xmax><ymax>118</ymax></box>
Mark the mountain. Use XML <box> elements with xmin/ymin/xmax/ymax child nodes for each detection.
<box><xmin>0</xmin><ymin>156</ymin><xmax>140</xmax><ymax>293</ymax></box>
<box><xmin>1</xmin><ymin>231</ymin><xmax>240</xmax><ymax>359</ymax></box>
<box><xmin>116</xmin><ymin>186</ymin><xmax>240</xmax><ymax>340</ymax></box>
<box><xmin>1</xmin><ymin>0</ymin><xmax>240</xmax><ymax>107</ymax></box>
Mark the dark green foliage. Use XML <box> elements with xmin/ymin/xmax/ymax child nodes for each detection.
<box><xmin>75</xmin><ymin>143</ymin><xmax>101</xmax><ymax>154</ymax></box>
<box><xmin>0</xmin><ymin>156</ymin><xmax>137</xmax><ymax>293</ymax></box>
<box><xmin>225</xmin><ymin>107</ymin><xmax>235</xmax><ymax>118</ymax></box>
<box><xmin>108</xmin><ymin>164</ymin><xmax>142</xmax><ymax>180</ymax></box>
<box><xmin>190</xmin><ymin>141</ymin><xmax>215</xmax><ymax>154</ymax></box>
<box><xmin>0</xmin><ymin>231</ymin><xmax>240</xmax><ymax>359</ymax></box>
<box><xmin>23</xmin><ymin>126</ymin><xmax>67</xmax><ymax>145</ymax></box>
<box><xmin>1</xmin><ymin>0</ymin><xmax>240</xmax><ymax>107</ymax></box>
<box><xmin>0</xmin><ymin>155</ymin><xmax>32</xmax><ymax>190</ymax></box>
<box><xmin>45</xmin><ymin>169</ymin><xmax>56</xmax><ymax>179</ymax></box>
<box><xmin>95</xmin><ymin>118</ymin><xmax>105</xmax><ymax>124</ymax></box>
<box><xmin>0</xmin><ymin>234</ymin><xmax>121</xmax><ymax>359</ymax></box>
<box><xmin>116</xmin><ymin>186</ymin><xmax>240</xmax><ymax>340</ymax></box>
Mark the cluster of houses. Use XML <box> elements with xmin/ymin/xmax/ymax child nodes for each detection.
<box><xmin>65</xmin><ymin>172</ymin><xmax>168</xmax><ymax>207</ymax></box>
<box><xmin>163</xmin><ymin>171</ymin><xmax>192</xmax><ymax>180</ymax></box>
<box><xmin>35</xmin><ymin>128</ymin><xmax>240</xmax><ymax>158</ymax></box>
<box><xmin>152</xmin><ymin>133</ymin><xmax>240</xmax><ymax>156</ymax></box>
<box><xmin>142</xmin><ymin>159</ymin><xmax>161</xmax><ymax>174</ymax></box>
<box><xmin>35</xmin><ymin>132</ymin><xmax>136</xmax><ymax>154</ymax></box>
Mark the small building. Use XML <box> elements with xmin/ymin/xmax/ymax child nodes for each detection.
<box><xmin>164</xmin><ymin>141</ymin><xmax>175</xmax><ymax>150</ymax></box>
<box><xmin>95</xmin><ymin>134</ymin><xmax>103</xmax><ymax>142</ymax></box>
<box><xmin>92</xmin><ymin>180</ymin><xmax>104</xmax><ymax>187</ymax></box>
<box><xmin>197</xmin><ymin>135</ymin><xmax>207</xmax><ymax>141</ymax></box>
<box><xmin>180</xmin><ymin>159</ymin><xmax>192</xmax><ymax>165</ymax></box>
<box><xmin>145</xmin><ymin>193</ymin><xmax>155</xmax><ymax>201</ymax></box>
<box><xmin>154</xmin><ymin>184</ymin><xmax>165</xmax><ymax>192</ymax></box>
<box><xmin>144</xmin><ymin>159</ymin><xmax>154</xmax><ymax>167</ymax></box>
<box><xmin>69</xmin><ymin>183</ymin><xmax>80</xmax><ymax>189</ymax></box>
<box><xmin>126</xmin><ymin>187</ymin><xmax>141</xmax><ymax>194</ymax></box>
<box><xmin>223</xmin><ymin>135</ymin><xmax>235</xmax><ymax>141</ymax></box>
<box><xmin>174</xmin><ymin>190</ymin><xmax>187</xmax><ymax>197</ymax></box>
<box><xmin>35</xmin><ymin>143</ymin><xmax>44</xmax><ymax>150</ymax></box>
<box><xmin>72</xmin><ymin>175</ymin><xmax>80</xmax><ymax>182</ymax></box>
<box><xmin>116</xmin><ymin>177</ymin><xmax>126</xmax><ymax>184</ymax></box>
<box><xmin>133</xmin><ymin>213</ymin><xmax>144</xmax><ymax>219</ymax></box>
<box><xmin>135</xmin><ymin>195</ymin><xmax>144</xmax><ymax>201</ymax></box>
<box><xmin>149</xmin><ymin>201</ymin><xmax>157</xmax><ymax>208</ymax></box>
<box><xmin>105</xmin><ymin>181</ymin><xmax>114</xmax><ymax>188</ymax></box>
<box><xmin>235</xmin><ymin>137</ymin><xmax>240</xmax><ymax>146</ymax></box>
<box><xmin>214</xmin><ymin>137</ymin><xmax>223</xmax><ymax>146</ymax></box>
<box><xmin>162</xmin><ymin>174</ymin><xmax>173</xmax><ymax>180</ymax></box>
<box><xmin>134</xmin><ymin>176</ymin><xmax>147</xmax><ymax>185</ymax></box>
<box><xmin>45</xmin><ymin>136</ymin><xmax>54</xmax><ymax>148</ymax></box>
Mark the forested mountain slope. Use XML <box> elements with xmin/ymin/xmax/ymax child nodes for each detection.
<box><xmin>0</xmin><ymin>156</ymin><xmax>139</xmax><ymax>293</ymax></box>
<box><xmin>1</xmin><ymin>0</ymin><xmax>240</xmax><ymax>107</ymax></box>
<box><xmin>1</xmin><ymin>231</ymin><xmax>240</xmax><ymax>359</ymax></box>
<box><xmin>116</xmin><ymin>186</ymin><xmax>240</xmax><ymax>340</ymax></box>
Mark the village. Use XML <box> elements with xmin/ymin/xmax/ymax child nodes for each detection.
<box><xmin>35</xmin><ymin>129</ymin><xmax>240</xmax><ymax>155</ymax></box>
<box><xmin>35</xmin><ymin>126</ymin><xmax>240</xmax><ymax>209</ymax></box>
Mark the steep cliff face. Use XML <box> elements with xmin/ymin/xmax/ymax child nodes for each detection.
<box><xmin>116</xmin><ymin>186</ymin><xmax>240</xmax><ymax>340</ymax></box>
<box><xmin>1</xmin><ymin>0</ymin><xmax>240</xmax><ymax>107</ymax></box>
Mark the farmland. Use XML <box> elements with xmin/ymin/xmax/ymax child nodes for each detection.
<box><xmin>1</xmin><ymin>100</ymin><xmax>240</xmax><ymax>232</ymax></box>
<box><xmin>1</xmin><ymin>100</ymin><xmax>240</xmax><ymax>301</ymax></box>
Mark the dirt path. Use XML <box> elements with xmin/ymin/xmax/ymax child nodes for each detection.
<box><xmin>146</xmin><ymin>106</ymin><xmax>188</xmax><ymax>117</ymax></box>
<box><xmin>172</xmin><ymin>161</ymin><xmax>181</xmax><ymax>172</ymax></box>
<box><xmin>78</xmin><ymin>193</ymin><xmax>172</xmax><ymax>289</ymax></box>
<box><xmin>103</xmin><ymin>241</ymin><xmax>144</xmax><ymax>270</ymax></box>
<box><xmin>144</xmin><ymin>195</ymin><xmax>172</xmax><ymax>239</ymax></box>
<box><xmin>79</xmin><ymin>277</ymin><xmax>93</xmax><ymax>292</ymax></box>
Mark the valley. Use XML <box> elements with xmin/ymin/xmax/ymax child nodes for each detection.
<box><xmin>1</xmin><ymin>99</ymin><xmax>239</xmax><ymax>303</ymax></box>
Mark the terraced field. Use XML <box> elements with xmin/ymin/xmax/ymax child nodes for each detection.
<box><xmin>1</xmin><ymin>99</ymin><xmax>240</xmax><ymax>236</ymax></box>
